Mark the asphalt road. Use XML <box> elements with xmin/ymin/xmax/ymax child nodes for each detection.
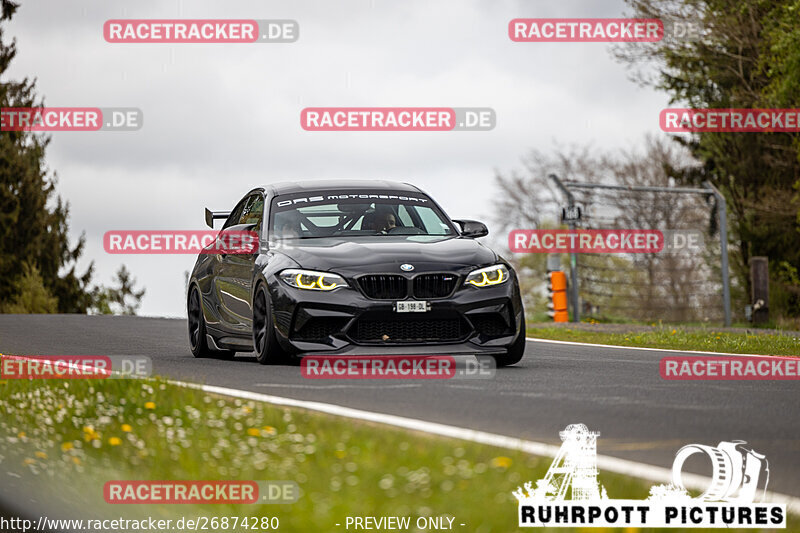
<box><xmin>1</xmin><ymin>315</ymin><xmax>798</xmax><ymax>496</ymax></box>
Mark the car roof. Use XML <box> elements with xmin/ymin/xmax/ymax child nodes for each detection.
<box><xmin>264</xmin><ymin>180</ymin><xmax>423</xmax><ymax>196</ymax></box>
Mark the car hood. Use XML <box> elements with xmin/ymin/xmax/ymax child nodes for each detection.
<box><xmin>271</xmin><ymin>235</ymin><xmax>498</xmax><ymax>276</ymax></box>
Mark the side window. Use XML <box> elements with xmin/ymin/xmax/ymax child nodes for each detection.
<box><xmin>222</xmin><ymin>198</ymin><xmax>247</xmax><ymax>230</ymax></box>
<box><xmin>239</xmin><ymin>195</ymin><xmax>264</xmax><ymax>228</ymax></box>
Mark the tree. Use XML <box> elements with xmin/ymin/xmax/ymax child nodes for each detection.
<box><xmin>90</xmin><ymin>265</ymin><xmax>146</xmax><ymax>315</ymax></box>
<box><xmin>0</xmin><ymin>0</ymin><xmax>90</xmax><ymax>311</ymax></box>
<box><xmin>0</xmin><ymin>261</ymin><xmax>57</xmax><ymax>313</ymax></box>
<box><xmin>614</xmin><ymin>0</ymin><xmax>800</xmax><ymax>320</ymax></box>
<box><xmin>0</xmin><ymin>0</ymin><xmax>144</xmax><ymax>314</ymax></box>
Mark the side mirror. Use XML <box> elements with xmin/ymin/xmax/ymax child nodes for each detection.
<box><xmin>205</xmin><ymin>208</ymin><xmax>231</xmax><ymax>229</ymax></box>
<box><xmin>453</xmin><ymin>219</ymin><xmax>489</xmax><ymax>238</ymax></box>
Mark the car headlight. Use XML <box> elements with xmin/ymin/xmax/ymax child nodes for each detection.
<box><xmin>465</xmin><ymin>264</ymin><xmax>509</xmax><ymax>287</ymax></box>
<box><xmin>279</xmin><ymin>269</ymin><xmax>348</xmax><ymax>291</ymax></box>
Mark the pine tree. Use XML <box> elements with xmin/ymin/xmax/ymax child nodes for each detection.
<box><xmin>0</xmin><ymin>0</ymin><xmax>141</xmax><ymax>313</ymax></box>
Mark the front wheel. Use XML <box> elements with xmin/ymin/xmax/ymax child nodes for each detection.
<box><xmin>493</xmin><ymin>314</ymin><xmax>526</xmax><ymax>367</ymax></box>
<box><xmin>188</xmin><ymin>286</ymin><xmax>235</xmax><ymax>359</ymax></box>
<box><xmin>252</xmin><ymin>284</ymin><xmax>289</xmax><ymax>365</ymax></box>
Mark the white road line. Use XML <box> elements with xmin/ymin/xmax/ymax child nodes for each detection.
<box><xmin>526</xmin><ymin>336</ymin><xmax>798</xmax><ymax>359</ymax></box>
<box><xmin>168</xmin><ymin>378</ymin><xmax>800</xmax><ymax>515</ymax></box>
<box><xmin>254</xmin><ymin>383</ymin><xmax>421</xmax><ymax>390</ymax></box>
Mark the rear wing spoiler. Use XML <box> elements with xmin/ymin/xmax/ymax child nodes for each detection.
<box><xmin>205</xmin><ymin>208</ymin><xmax>231</xmax><ymax>228</ymax></box>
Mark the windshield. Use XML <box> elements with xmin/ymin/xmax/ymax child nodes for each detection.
<box><xmin>270</xmin><ymin>191</ymin><xmax>456</xmax><ymax>239</ymax></box>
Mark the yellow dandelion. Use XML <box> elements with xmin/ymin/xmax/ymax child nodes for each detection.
<box><xmin>335</xmin><ymin>450</ymin><xmax>347</xmax><ymax>459</ymax></box>
<box><xmin>671</xmin><ymin>329</ymin><xmax>677</xmax><ymax>335</ymax></box>
<box><xmin>144</xmin><ymin>402</ymin><xmax>156</xmax><ymax>410</ymax></box>
<box><xmin>72</xmin><ymin>457</ymin><xmax>81</xmax><ymax>465</ymax></box>
<box><xmin>109</xmin><ymin>437</ymin><xmax>122</xmax><ymax>446</ymax></box>
<box><xmin>35</xmin><ymin>451</ymin><xmax>47</xmax><ymax>459</ymax></box>
<box><xmin>17</xmin><ymin>431</ymin><xmax>26</xmax><ymax>439</ymax></box>
<box><xmin>121</xmin><ymin>424</ymin><xmax>132</xmax><ymax>432</ymax></box>
<box><xmin>82</xmin><ymin>426</ymin><xmax>100</xmax><ymax>442</ymax></box>
<box><xmin>262</xmin><ymin>426</ymin><xmax>276</xmax><ymax>435</ymax></box>
<box><xmin>490</xmin><ymin>456</ymin><xmax>513</xmax><ymax>469</ymax></box>
<box><xmin>247</xmin><ymin>428</ymin><xmax>261</xmax><ymax>437</ymax></box>
<box><xmin>61</xmin><ymin>442</ymin><xmax>74</xmax><ymax>452</ymax></box>
<box><xmin>23</xmin><ymin>458</ymin><xmax>36</xmax><ymax>465</ymax></box>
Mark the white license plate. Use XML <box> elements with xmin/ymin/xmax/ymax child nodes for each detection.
<box><xmin>396</xmin><ymin>301</ymin><xmax>428</xmax><ymax>313</ymax></box>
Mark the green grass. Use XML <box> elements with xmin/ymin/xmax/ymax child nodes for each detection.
<box><xmin>528</xmin><ymin>326</ymin><xmax>800</xmax><ymax>356</ymax></box>
<box><xmin>0</xmin><ymin>374</ymin><xmax>796</xmax><ymax>532</ymax></box>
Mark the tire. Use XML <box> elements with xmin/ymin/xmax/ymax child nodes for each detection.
<box><xmin>493</xmin><ymin>313</ymin><xmax>526</xmax><ymax>367</ymax></box>
<box><xmin>188</xmin><ymin>286</ymin><xmax>236</xmax><ymax>359</ymax></box>
<box><xmin>252</xmin><ymin>284</ymin><xmax>289</xmax><ymax>365</ymax></box>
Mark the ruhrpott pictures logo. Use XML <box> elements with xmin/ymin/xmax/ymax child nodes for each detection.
<box><xmin>514</xmin><ymin>424</ymin><xmax>785</xmax><ymax>528</ymax></box>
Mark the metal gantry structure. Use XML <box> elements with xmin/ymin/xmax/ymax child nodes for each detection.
<box><xmin>548</xmin><ymin>174</ymin><xmax>732</xmax><ymax>327</ymax></box>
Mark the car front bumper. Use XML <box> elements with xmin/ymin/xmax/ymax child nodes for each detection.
<box><xmin>267</xmin><ymin>272</ymin><xmax>524</xmax><ymax>357</ymax></box>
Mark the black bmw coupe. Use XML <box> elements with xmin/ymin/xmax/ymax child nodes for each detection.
<box><xmin>187</xmin><ymin>180</ymin><xmax>526</xmax><ymax>366</ymax></box>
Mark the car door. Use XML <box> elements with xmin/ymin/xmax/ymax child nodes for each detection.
<box><xmin>211</xmin><ymin>196</ymin><xmax>247</xmax><ymax>334</ymax></box>
<box><xmin>216</xmin><ymin>193</ymin><xmax>264</xmax><ymax>336</ymax></box>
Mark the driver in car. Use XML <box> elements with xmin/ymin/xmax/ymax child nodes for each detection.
<box><xmin>380</xmin><ymin>212</ymin><xmax>396</xmax><ymax>232</ymax></box>
<box><xmin>372</xmin><ymin>206</ymin><xmax>397</xmax><ymax>233</ymax></box>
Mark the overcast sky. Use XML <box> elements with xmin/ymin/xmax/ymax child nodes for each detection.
<box><xmin>6</xmin><ymin>0</ymin><xmax>670</xmax><ymax>317</ymax></box>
